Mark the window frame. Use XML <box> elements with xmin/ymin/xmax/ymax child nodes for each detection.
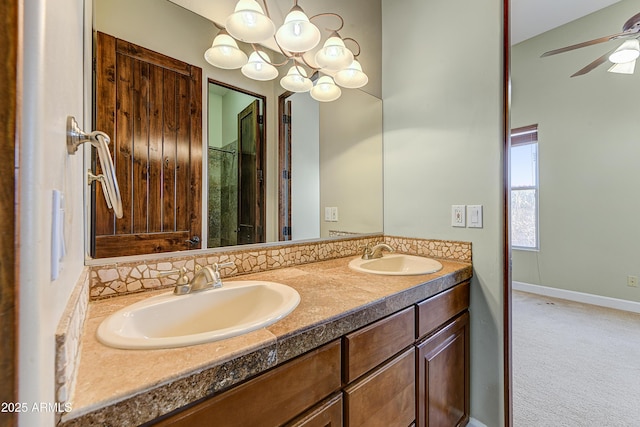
<box><xmin>510</xmin><ymin>124</ymin><xmax>539</xmax><ymax>251</ymax></box>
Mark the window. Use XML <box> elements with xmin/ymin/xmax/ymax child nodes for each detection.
<box><xmin>511</xmin><ymin>125</ymin><xmax>539</xmax><ymax>250</ymax></box>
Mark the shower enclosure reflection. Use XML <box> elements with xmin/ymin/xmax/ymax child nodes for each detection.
<box><xmin>207</xmin><ymin>81</ymin><xmax>265</xmax><ymax>248</ymax></box>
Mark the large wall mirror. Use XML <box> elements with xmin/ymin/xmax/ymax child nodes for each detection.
<box><xmin>89</xmin><ymin>0</ymin><xmax>383</xmax><ymax>260</ymax></box>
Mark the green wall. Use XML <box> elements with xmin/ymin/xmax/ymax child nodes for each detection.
<box><xmin>512</xmin><ymin>0</ymin><xmax>640</xmax><ymax>303</ymax></box>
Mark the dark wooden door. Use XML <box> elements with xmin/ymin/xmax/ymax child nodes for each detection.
<box><xmin>236</xmin><ymin>100</ymin><xmax>264</xmax><ymax>245</ymax></box>
<box><xmin>94</xmin><ymin>32</ymin><xmax>202</xmax><ymax>258</ymax></box>
<box><xmin>278</xmin><ymin>95</ymin><xmax>293</xmax><ymax>241</ymax></box>
<box><xmin>416</xmin><ymin>312</ymin><xmax>470</xmax><ymax>427</ymax></box>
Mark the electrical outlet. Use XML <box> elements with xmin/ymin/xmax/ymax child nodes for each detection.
<box><xmin>451</xmin><ymin>205</ymin><xmax>466</xmax><ymax>227</ymax></box>
<box><xmin>628</xmin><ymin>276</ymin><xmax>638</xmax><ymax>287</ymax></box>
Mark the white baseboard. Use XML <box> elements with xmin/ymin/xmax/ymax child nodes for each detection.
<box><xmin>512</xmin><ymin>281</ymin><xmax>640</xmax><ymax>314</ymax></box>
<box><xmin>467</xmin><ymin>417</ymin><xmax>489</xmax><ymax>427</ymax></box>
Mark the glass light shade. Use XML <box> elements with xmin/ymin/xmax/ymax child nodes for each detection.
<box><xmin>314</xmin><ymin>35</ymin><xmax>354</xmax><ymax>71</ymax></box>
<box><xmin>310</xmin><ymin>76</ymin><xmax>342</xmax><ymax>102</ymax></box>
<box><xmin>334</xmin><ymin>60</ymin><xmax>369</xmax><ymax>88</ymax></box>
<box><xmin>280</xmin><ymin>66</ymin><xmax>313</xmax><ymax>92</ymax></box>
<box><xmin>241</xmin><ymin>51</ymin><xmax>279</xmax><ymax>81</ymax></box>
<box><xmin>608</xmin><ymin>60</ymin><xmax>636</xmax><ymax>74</ymax></box>
<box><xmin>204</xmin><ymin>32</ymin><xmax>248</xmax><ymax>69</ymax></box>
<box><xmin>275</xmin><ymin>7</ymin><xmax>321</xmax><ymax>53</ymax></box>
<box><xmin>608</xmin><ymin>39</ymin><xmax>640</xmax><ymax>64</ymax></box>
<box><xmin>226</xmin><ymin>0</ymin><xmax>275</xmax><ymax>43</ymax></box>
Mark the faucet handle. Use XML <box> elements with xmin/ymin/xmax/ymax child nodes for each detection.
<box><xmin>213</xmin><ymin>261</ymin><xmax>235</xmax><ymax>272</ymax></box>
<box><xmin>158</xmin><ymin>267</ymin><xmax>191</xmax><ymax>295</ymax></box>
<box><xmin>360</xmin><ymin>243</ymin><xmax>373</xmax><ymax>259</ymax></box>
<box><xmin>158</xmin><ymin>267</ymin><xmax>188</xmax><ymax>284</ymax></box>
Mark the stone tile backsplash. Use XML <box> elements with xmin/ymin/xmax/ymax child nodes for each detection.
<box><xmin>88</xmin><ymin>235</ymin><xmax>472</xmax><ymax>300</ymax></box>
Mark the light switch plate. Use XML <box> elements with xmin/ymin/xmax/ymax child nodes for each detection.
<box><xmin>324</xmin><ymin>207</ymin><xmax>332</xmax><ymax>221</ymax></box>
<box><xmin>467</xmin><ymin>205</ymin><xmax>483</xmax><ymax>228</ymax></box>
<box><xmin>451</xmin><ymin>205</ymin><xmax>466</xmax><ymax>227</ymax></box>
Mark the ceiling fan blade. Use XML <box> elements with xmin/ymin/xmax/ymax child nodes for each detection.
<box><xmin>541</xmin><ymin>30</ymin><xmax>639</xmax><ymax>57</ymax></box>
<box><xmin>570</xmin><ymin>49</ymin><xmax>615</xmax><ymax>77</ymax></box>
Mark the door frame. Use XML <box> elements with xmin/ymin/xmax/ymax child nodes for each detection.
<box><xmin>206</xmin><ymin>79</ymin><xmax>267</xmax><ymax>246</ymax></box>
<box><xmin>502</xmin><ymin>0</ymin><xmax>513</xmax><ymax>425</ymax></box>
<box><xmin>1</xmin><ymin>0</ymin><xmax>19</xmax><ymax>425</ymax></box>
<box><xmin>277</xmin><ymin>90</ymin><xmax>294</xmax><ymax>241</ymax></box>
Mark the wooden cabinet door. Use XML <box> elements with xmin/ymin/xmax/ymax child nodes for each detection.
<box><xmin>416</xmin><ymin>312</ymin><xmax>470</xmax><ymax>427</ymax></box>
<box><xmin>285</xmin><ymin>393</ymin><xmax>343</xmax><ymax>427</ymax></box>
<box><xmin>94</xmin><ymin>32</ymin><xmax>202</xmax><ymax>258</ymax></box>
<box><xmin>344</xmin><ymin>347</ymin><xmax>416</xmax><ymax>427</ymax></box>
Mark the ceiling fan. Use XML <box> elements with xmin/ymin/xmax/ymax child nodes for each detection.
<box><xmin>541</xmin><ymin>12</ymin><xmax>640</xmax><ymax>77</ymax></box>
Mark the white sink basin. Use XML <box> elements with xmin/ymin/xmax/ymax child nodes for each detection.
<box><xmin>96</xmin><ymin>281</ymin><xmax>300</xmax><ymax>350</ymax></box>
<box><xmin>348</xmin><ymin>254</ymin><xmax>443</xmax><ymax>276</ymax></box>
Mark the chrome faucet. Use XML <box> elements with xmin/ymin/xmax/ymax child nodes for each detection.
<box><xmin>159</xmin><ymin>262</ymin><xmax>235</xmax><ymax>295</ymax></box>
<box><xmin>361</xmin><ymin>243</ymin><xmax>394</xmax><ymax>260</ymax></box>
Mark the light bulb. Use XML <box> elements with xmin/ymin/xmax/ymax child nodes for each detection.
<box><xmin>609</xmin><ymin>39</ymin><xmax>640</xmax><ymax>64</ymax></box>
<box><xmin>241</xmin><ymin>51</ymin><xmax>279</xmax><ymax>81</ymax></box>
<box><xmin>310</xmin><ymin>76</ymin><xmax>341</xmax><ymax>102</ymax></box>
<box><xmin>275</xmin><ymin>6</ymin><xmax>321</xmax><ymax>53</ymax></box>
<box><xmin>204</xmin><ymin>31</ymin><xmax>248</xmax><ymax>69</ymax></box>
<box><xmin>280</xmin><ymin>66</ymin><xmax>313</xmax><ymax>92</ymax></box>
<box><xmin>314</xmin><ymin>34</ymin><xmax>354</xmax><ymax>71</ymax></box>
<box><xmin>334</xmin><ymin>60</ymin><xmax>368</xmax><ymax>88</ymax></box>
<box><xmin>226</xmin><ymin>0</ymin><xmax>275</xmax><ymax>43</ymax></box>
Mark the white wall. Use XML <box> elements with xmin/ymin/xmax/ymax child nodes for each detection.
<box><xmin>208</xmin><ymin>89</ymin><xmax>222</xmax><ymax>148</ymax></box>
<box><xmin>291</xmin><ymin>92</ymin><xmax>320</xmax><ymax>240</ymax></box>
<box><xmin>320</xmin><ymin>89</ymin><xmax>384</xmax><ymax>237</ymax></box>
<box><xmin>511</xmin><ymin>0</ymin><xmax>640</xmax><ymax>302</ymax></box>
<box><xmin>19</xmin><ymin>0</ymin><xmax>88</xmax><ymax>425</ymax></box>
<box><xmin>382</xmin><ymin>0</ymin><xmax>504</xmax><ymax>425</ymax></box>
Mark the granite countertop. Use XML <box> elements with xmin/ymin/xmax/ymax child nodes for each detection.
<box><xmin>60</xmin><ymin>255</ymin><xmax>472</xmax><ymax>427</ymax></box>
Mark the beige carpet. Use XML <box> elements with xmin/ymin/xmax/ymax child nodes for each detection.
<box><xmin>513</xmin><ymin>290</ymin><xmax>640</xmax><ymax>427</ymax></box>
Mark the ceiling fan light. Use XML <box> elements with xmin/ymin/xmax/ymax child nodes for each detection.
<box><xmin>275</xmin><ymin>6</ymin><xmax>321</xmax><ymax>53</ymax></box>
<box><xmin>204</xmin><ymin>31</ymin><xmax>248</xmax><ymax>69</ymax></box>
<box><xmin>241</xmin><ymin>51</ymin><xmax>279</xmax><ymax>81</ymax></box>
<box><xmin>334</xmin><ymin>60</ymin><xmax>369</xmax><ymax>88</ymax></box>
<box><xmin>280</xmin><ymin>66</ymin><xmax>313</xmax><ymax>92</ymax></box>
<box><xmin>314</xmin><ymin>34</ymin><xmax>354</xmax><ymax>71</ymax></box>
<box><xmin>310</xmin><ymin>76</ymin><xmax>342</xmax><ymax>102</ymax></box>
<box><xmin>607</xmin><ymin>60</ymin><xmax>636</xmax><ymax>74</ymax></box>
<box><xmin>226</xmin><ymin>0</ymin><xmax>275</xmax><ymax>43</ymax></box>
<box><xmin>608</xmin><ymin>39</ymin><xmax>640</xmax><ymax>64</ymax></box>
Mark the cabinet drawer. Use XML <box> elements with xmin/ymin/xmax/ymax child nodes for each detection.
<box><xmin>154</xmin><ymin>340</ymin><xmax>341</xmax><ymax>427</ymax></box>
<box><xmin>344</xmin><ymin>347</ymin><xmax>415</xmax><ymax>427</ymax></box>
<box><xmin>285</xmin><ymin>393</ymin><xmax>343</xmax><ymax>427</ymax></box>
<box><xmin>416</xmin><ymin>281</ymin><xmax>469</xmax><ymax>339</ymax></box>
<box><xmin>343</xmin><ymin>306</ymin><xmax>415</xmax><ymax>383</ymax></box>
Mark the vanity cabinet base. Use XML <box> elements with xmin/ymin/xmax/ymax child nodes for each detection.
<box><xmin>416</xmin><ymin>312</ymin><xmax>470</xmax><ymax>427</ymax></box>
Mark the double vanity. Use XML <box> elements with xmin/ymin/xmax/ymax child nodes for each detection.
<box><xmin>60</xmin><ymin>240</ymin><xmax>472</xmax><ymax>427</ymax></box>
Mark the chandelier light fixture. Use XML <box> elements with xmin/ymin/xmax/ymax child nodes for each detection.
<box><xmin>204</xmin><ymin>0</ymin><xmax>368</xmax><ymax>102</ymax></box>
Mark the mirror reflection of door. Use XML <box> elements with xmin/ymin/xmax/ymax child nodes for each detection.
<box><xmin>278</xmin><ymin>92</ymin><xmax>320</xmax><ymax>241</ymax></box>
<box><xmin>207</xmin><ymin>81</ymin><xmax>265</xmax><ymax>249</ymax></box>
<box><xmin>93</xmin><ymin>32</ymin><xmax>202</xmax><ymax>258</ymax></box>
